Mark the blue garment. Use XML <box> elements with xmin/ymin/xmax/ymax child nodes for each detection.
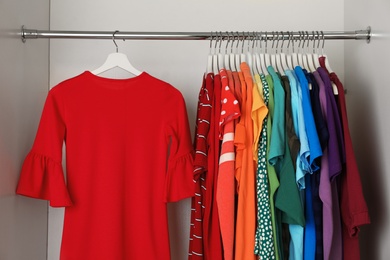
<box><xmin>308</xmin><ymin>71</ymin><xmax>327</xmax><ymax>260</ymax></box>
<box><xmin>304</xmin><ymin>174</ymin><xmax>316</xmax><ymax>260</ymax></box>
<box><xmin>294</xmin><ymin>66</ymin><xmax>323</xmax><ymax>173</ymax></box>
<box><xmin>285</xmin><ymin>70</ymin><xmax>309</xmax><ymax>189</ymax></box>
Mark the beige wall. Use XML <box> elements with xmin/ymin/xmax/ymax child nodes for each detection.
<box><xmin>344</xmin><ymin>0</ymin><xmax>390</xmax><ymax>259</ymax></box>
<box><xmin>0</xmin><ymin>0</ymin><xmax>50</xmax><ymax>259</ymax></box>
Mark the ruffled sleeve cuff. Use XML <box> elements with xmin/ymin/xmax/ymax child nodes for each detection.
<box><xmin>164</xmin><ymin>151</ymin><xmax>195</xmax><ymax>203</ymax></box>
<box><xmin>16</xmin><ymin>152</ymin><xmax>73</xmax><ymax>207</ymax></box>
<box><xmin>346</xmin><ymin>211</ymin><xmax>371</xmax><ymax>237</ymax></box>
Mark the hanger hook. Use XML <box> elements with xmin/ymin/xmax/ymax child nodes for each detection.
<box><xmin>258</xmin><ymin>32</ymin><xmax>262</xmax><ymax>52</ymax></box>
<box><xmin>235</xmin><ymin>31</ymin><xmax>240</xmax><ymax>50</ymax></box>
<box><xmin>225</xmin><ymin>31</ymin><xmax>230</xmax><ymax>54</ymax></box>
<box><xmin>113</xmin><ymin>30</ymin><xmax>119</xmax><ymax>53</ymax></box>
<box><xmin>316</xmin><ymin>31</ymin><xmax>321</xmax><ymax>52</ymax></box>
<box><xmin>230</xmin><ymin>31</ymin><xmax>235</xmax><ymax>53</ymax></box>
<box><xmin>252</xmin><ymin>31</ymin><xmax>256</xmax><ymax>50</ymax></box>
<box><xmin>210</xmin><ymin>31</ymin><xmax>216</xmax><ymax>55</ymax></box>
<box><xmin>300</xmin><ymin>31</ymin><xmax>305</xmax><ymax>51</ymax></box>
<box><xmin>275</xmin><ymin>31</ymin><xmax>278</xmax><ymax>53</ymax></box>
<box><xmin>304</xmin><ymin>31</ymin><xmax>309</xmax><ymax>53</ymax></box>
<box><xmin>271</xmin><ymin>31</ymin><xmax>275</xmax><ymax>50</ymax></box>
<box><xmin>214</xmin><ymin>31</ymin><xmax>219</xmax><ymax>51</ymax></box>
<box><xmin>321</xmin><ymin>31</ymin><xmax>325</xmax><ymax>55</ymax></box>
<box><xmin>218</xmin><ymin>32</ymin><xmax>223</xmax><ymax>53</ymax></box>
<box><xmin>286</xmin><ymin>31</ymin><xmax>290</xmax><ymax>49</ymax></box>
<box><xmin>241</xmin><ymin>32</ymin><xmax>246</xmax><ymax>53</ymax></box>
<box><xmin>209</xmin><ymin>31</ymin><xmax>213</xmax><ymax>50</ymax></box>
<box><xmin>288</xmin><ymin>31</ymin><xmax>294</xmax><ymax>53</ymax></box>
<box><xmin>306</xmin><ymin>31</ymin><xmax>310</xmax><ymax>51</ymax></box>
<box><xmin>297</xmin><ymin>31</ymin><xmax>301</xmax><ymax>50</ymax></box>
<box><xmin>312</xmin><ymin>31</ymin><xmax>316</xmax><ymax>53</ymax></box>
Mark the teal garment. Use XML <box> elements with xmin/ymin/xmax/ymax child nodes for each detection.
<box><xmin>267</xmin><ymin>66</ymin><xmax>285</xmax><ymax>168</ymax></box>
<box><xmin>268</xmin><ymin>67</ymin><xmax>306</xmax><ymax>260</ymax></box>
<box><xmin>265</xmin><ymin>74</ymin><xmax>282</xmax><ymax>260</ymax></box>
<box><xmin>254</xmin><ymin>74</ymin><xmax>276</xmax><ymax>259</ymax></box>
<box><xmin>289</xmin><ymin>224</ymin><xmax>304</xmax><ymax>260</ymax></box>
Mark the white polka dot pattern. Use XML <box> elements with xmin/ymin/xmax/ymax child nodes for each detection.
<box><xmin>254</xmin><ymin>74</ymin><xmax>276</xmax><ymax>258</ymax></box>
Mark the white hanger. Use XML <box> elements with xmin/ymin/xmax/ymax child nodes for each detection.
<box><xmin>289</xmin><ymin>32</ymin><xmax>299</xmax><ymax>69</ymax></box>
<box><xmin>300</xmin><ymin>32</ymin><xmax>310</xmax><ymax>70</ymax></box>
<box><xmin>239</xmin><ymin>33</ymin><xmax>246</xmax><ymax>65</ymax></box>
<box><xmin>270</xmin><ymin>32</ymin><xmax>278</xmax><ymax>70</ymax></box>
<box><xmin>234</xmin><ymin>32</ymin><xmax>243</xmax><ymax>72</ymax></box>
<box><xmin>264</xmin><ymin>32</ymin><xmax>272</xmax><ymax>74</ymax></box>
<box><xmin>244</xmin><ymin>32</ymin><xmax>255</xmax><ymax>77</ymax></box>
<box><xmin>206</xmin><ymin>32</ymin><xmax>214</xmax><ymax>74</ymax></box>
<box><xmin>230</xmin><ymin>33</ymin><xmax>238</xmax><ymax>72</ymax></box>
<box><xmin>277</xmin><ymin>31</ymin><xmax>289</xmax><ymax>75</ymax></box>
<box><xmin>250</xmin><ymin>32</ymin><xmax>260</xmax><ymax>76</ymax></box>
<box><xmin>253</xmin><ymin>32</ymin><xmax>262</xmax><ymax>75</ymax></box>
<box><xmin>312</xmin><ymin>31</ymin><xmax>322</xmax><ymax>70</ymax></box>
<box><xmin>286</xmin><ymin>32</ymin><xmax>295</xmax><ymax>70</ymax></box>
<box><xmin>217</xmin><ymin>32</ymin><xmax>225</xmax><ymax>71</ymax></box>
<box><xmin>212</xmin><ymin>33</ymin><xmax>219</xmax><ymax>75</ymax></box>
<box><xmin>229</xmin><ymin>32</ymin><xmax>238</xmax><ymax>72</ymax></box>
<box><xmin>320</xmin><ymin>31</ymin><xmax>334</xmax><ymax>73</ymax></box>
<box><xmin>91</xmin><ymin>31</ymin><xmax>142</xmax><ymax>76</ymax></box>
<box><xmin>301</xmin><ymin>32</ymin><xmax>314</xmax><ymax>89</ymax></box>
<box><xmin>224</xmin><ymin>32</ymin><xmax>231</xmax><ymax>71</ymax></box>
<box><xmin>281</xmin><ymin>32</ymin><xmax>291</xmax><ymax>72</ymax></box>
<box><xmin>320</xmin><ymin>31</ymin><xmax>338</xmax><ymax>94</ymax></box>
<box><xmin>305</xmin><ymin>31</ymin><xmax>317</xmax><ymax>73</ymax></box>
<box><xmin>260</xmin><ymin>32</ymin><xmax>269</xmax><ymax>75</ymax></box>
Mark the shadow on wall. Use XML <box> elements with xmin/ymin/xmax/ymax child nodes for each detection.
<box><xmin>348</xmin><ymin>74</ymin><xmax>388</xmax><ymax>260</ymax></box>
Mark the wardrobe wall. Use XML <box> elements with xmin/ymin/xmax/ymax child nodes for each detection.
<box><xmin>344</xmin><ymin>0</ymin><xmax>390</xmax><ymax>258</ymax></box>
<box><xmin>0</xmin><ymin>0</ymin><xmax>49</xmax><ymax>259</ymax></box>
<box><xmin>48</xmin><ymin>0</ymin><xmax>344</xmax><ymax>259</ymax></box>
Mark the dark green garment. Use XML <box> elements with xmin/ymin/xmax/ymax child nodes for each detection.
<box><xmin>281</xmin><ymin>75</ymin><xmax>300</xmax><ymax>171</ymax></box>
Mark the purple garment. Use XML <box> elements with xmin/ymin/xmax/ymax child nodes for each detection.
<box><xmin>315</xmin><ymin>69</ymin><xmax>344</xmax><ymax>260</ymax></box>
<box><xmin>314</xmin><ymin>71</ymin><xmax>334</xmax><ymax>260</ymax></box>
<box><xmin>317</xmin><ymin>68</ymin><xmax>345</xmax><ymax>179</ymax></box>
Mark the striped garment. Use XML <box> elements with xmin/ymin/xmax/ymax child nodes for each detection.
<box><xmin>188</xmin><ymin>73</ymin><xmax>214</xmax><ymax>259</ymax></box>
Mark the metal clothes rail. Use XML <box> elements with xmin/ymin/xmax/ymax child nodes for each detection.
<box><xmin>20</xmin><ymin>26</ymin><xmax>372</xmax><ymax>43</ymax></box>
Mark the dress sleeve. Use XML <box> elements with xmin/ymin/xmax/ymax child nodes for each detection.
<box><xmin>16</xmin><ymin>90</ymin><xmax>73</xmax><ymax>207</ymax></box>
<box><xmin>164</xmin><ymin>93</ymin><xmax>195</xmax><ymax>203</ymax></box>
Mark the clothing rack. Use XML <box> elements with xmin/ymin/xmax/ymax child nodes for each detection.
<box><xmin>20</xmin><ymin>26</ymin><xmax>372</xmax><ymax>43</ymax></box>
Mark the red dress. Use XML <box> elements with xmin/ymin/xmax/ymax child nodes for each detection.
<box><xmin>16</xmin><ymin>71</ymin><xmax>195</xmax><ymax>260</ymax></box>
